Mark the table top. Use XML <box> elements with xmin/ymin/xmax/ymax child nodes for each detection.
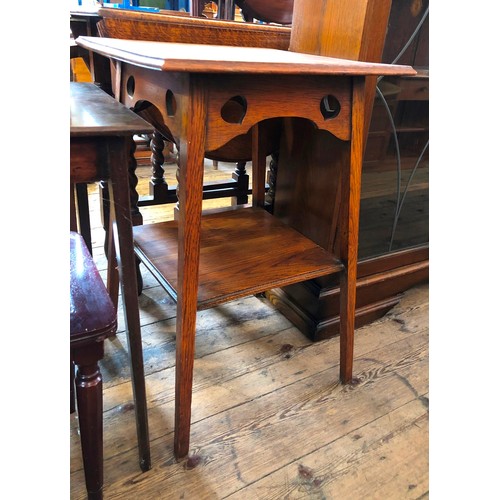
<box><xmin>75</xmin><ymin>36</ymin><xmax>416</xmax><ymax>77</ymax></box>
<box><xmin>70</xmin><ymin>82</ymin><xmax>154</xmax><ymax>137</ymax></box>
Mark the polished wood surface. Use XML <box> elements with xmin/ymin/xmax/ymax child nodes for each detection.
<box><xmin>70</xmin><ymin>82</ymin><xmax>154</xmax><ymax>473</ymax></box>
<box><xmin>97</xmin><ymin>7</ymin><xmax>291</xmax><ymax>50</ymax></box>
<box><xmin>290</xmin><ymin>0</ymin><xmax>392</xmax><ymax>140</ymax></box>
<box><xmin>271</xmin><ymin>0</ymin><xmax>403</xmax><ymax>340</ymax></box>
<box><xmin>88</xmin><ymin>1</ymin><xmax>427</xmax><ymax>346</ymax></box>
<box><xmin>134</xmin><ymin>207</ymin><xmax>343</xmax><ymax>309</ymax></box>
<box><xmin>70</xmin><ymin>206</ymin><xmax>429</xmax><ymax>498</ymax></box>
<box><xmin>70</xmin><ymin>82</ymin><xmax>155</xmax><ymax>137</ymax></box>
<box><xmin>94</xmin><ymin>5</ymin><xmax>291</xmax><ymax>204</ymax></box>
<box><xmin>75</xmin><ymin>35</ymin><xmax>415</xmax><ymax>460</ymax></box>
<box><xmin>76</xmin><ymin>36</ymin><xmax>415</xmax><ymax>76</ymax></box>
<box><xmin>271</xmin><ymin>0</ymin><xmax>429</xmax><ymax>341</ymax></box>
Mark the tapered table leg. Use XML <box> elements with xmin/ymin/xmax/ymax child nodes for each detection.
<box><xmin>107</xmin><ymin>137</ymin><xmax>151</xmax><ymax>471</ymax></box>
<box><xmin>174</xmin><ymin>77</ymin><xmax>207</xmax><ymax>459</ymax></box>
<box><xmin>339</xmin><ymin>78</ymin><xmax>365</xmax><ymax>384</ymax></box>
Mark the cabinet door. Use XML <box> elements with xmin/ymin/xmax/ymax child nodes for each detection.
<box><xmin>359</xmin><ymin>0</ymin><xmax>429</xmax><ymax>258</ymax></box>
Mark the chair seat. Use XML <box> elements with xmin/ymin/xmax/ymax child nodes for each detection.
<box><xmin>70</xmin><ymin>231</ymin><xmax>116</xmax><ymax>346</ymax></box>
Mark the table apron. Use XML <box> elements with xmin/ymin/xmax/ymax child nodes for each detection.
<box><xmin>70</xmin><ymin>136</ymin><xmax>116</xmax><ymax>183</ymax></box>
<box><xmin>117</xmin><ymin>65</ymin><xmax>353</xmax><ymax>152</ymax></box>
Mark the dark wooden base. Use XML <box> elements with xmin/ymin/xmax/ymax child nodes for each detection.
<box><xmin>266</xmin><ymin>245</ymin><xmax>428</xmax><ymax>341</ymax></box>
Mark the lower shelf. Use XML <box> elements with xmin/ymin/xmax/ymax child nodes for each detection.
<box><xmin>133</xmin><ymin>206</ymin><xmax>344</xmax><ymax>310</ymax></box>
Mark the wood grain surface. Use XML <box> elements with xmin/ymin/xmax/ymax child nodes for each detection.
<box><xmin>70</xmin><ymin>164</ymin><xmax>428</xmax><ymax>499</ymax></box>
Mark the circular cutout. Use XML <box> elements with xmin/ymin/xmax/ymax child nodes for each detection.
<box><xmin>320</xmin><ymin>95</ymin><xmax>341</xmax><ymax>120</ymax></box>
<box><xmin>221</xmin><ymin>96</ymin><xmax>247</xmax><ymax>124</ymax></box>
<box><xmin>166</xmin><ymin>89</ymin><xmax>177</xmax><ymax>117</ymax></box>
<box><xmin>126</xmin><ymin>76</ymin><xmax>135</xmax><ymax>98</ymax></box>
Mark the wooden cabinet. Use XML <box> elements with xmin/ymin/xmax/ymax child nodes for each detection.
<box><xmin>268</xmin><ymin>0</ymin><xmax>429</xmax><ymax>340</ymax></box>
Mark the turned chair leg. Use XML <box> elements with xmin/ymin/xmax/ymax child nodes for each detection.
<box><xmin>71</xmin><ymin>230</ymin><xmax>118</xmax><ymax>497</ymax></box>
<box><xmin>74</xmin><ymin>348</ymin><xmax>105</xmax><ymax>500</ymax></box>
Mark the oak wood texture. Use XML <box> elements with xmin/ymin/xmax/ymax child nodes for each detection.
<box><xmin>94</xmin><ymin>2</ymin><xmax>291</xmax><ymax>192</ymax></box>
<box><xmin>70</xmin><ymin>231</ymin><xmax>116</xmax><ymax>500</ymax></box>
<box><xmin>338</xmin><ymin>77</ymin><xmax>364</xmax><ymax>382</ymax></box>
<box><xmin>75</xmin><ymin>35</ymin><xmax>415</xmax><ymax>460</ymax></box>
<box><xmin>134</xmin><ymin>207</ymin><xmax>343</xmax><ymax>310</ymax></box>
<box><xmin>80</xmin><ymin>3</ymin><xmax>427</xmax><ymax>350</ymax></box>
<box><xmin>289</xmin><ymin>0</ymin><xmax>392</xmax><ymax>138</ymax></box>
<box><xmin>272</xmin><ymin>0</ymin><xmax>395</xmax><ymax>339</ymax></box>
<box><xmin>76</xmin><ymin>36</ymin><xmax>415</xmax><ymax>76</ymax></box>
<box><xmin>70</xmin><ymin>82</ymin><xmax>154</xmax><ymax>473</ymax></box>
<box><xmin>276</xmin><ymin>0</ymin><xmax>393</xmax><ymax>233</ymax></box>
<box><xmin>97</xmin><ymin>7</ymin><xmax>291</xmax><ymax>50</ymax></box>
<box><xmin>171</xmin><ymin>75</ymin><xmax>207</xmax><ymax>458</ymax></box>
<box><xmin>69</xmin><ymin>221</ymin><xmax>429</xmax><ymax>499</ymax></box>
<box><xmin>92</xmin><ymin>1</ymin><xmax>427</xmax><ymax>349</ymax></box>
<box><xmin>272</xmin><ymin>0</ymin><xmax>429</xmax><ymax>341</ymax></box>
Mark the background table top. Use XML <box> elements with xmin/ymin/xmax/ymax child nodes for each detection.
<box><xmin>70</xmin><ymin>82</ymin><xmax>154</xmax><ymax>137</ymax></box>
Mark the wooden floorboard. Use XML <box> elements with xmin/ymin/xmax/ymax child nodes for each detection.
<box><xmin>70</xmin><ymin>161</ymin><xmax>429</xmax><ymax>499</ymax></box>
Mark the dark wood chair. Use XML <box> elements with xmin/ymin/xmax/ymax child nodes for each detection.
<box><xmin>70</xmin><ymin>230</ymin><xmax>117</xmax><ymax>500</ymax></box>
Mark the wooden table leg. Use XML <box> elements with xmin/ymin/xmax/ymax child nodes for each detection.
<box><xmin>107</xmin><ymin>137</ymin><xmax>151</xmax><ymax>471</ymax></box>
<box><xmin>174</xmin><ymin>78</ymin><xmax>207</xmax><ymax>459</ymax></box>
<box><xmin>339</xmin><ymin>77</ymin><xmax>365</xmax><ymax>384</ymax></box>
<box><xmin>75</xmin><ymin>183</ymin><xmax>92</xmax><ymax>254</ymax></box>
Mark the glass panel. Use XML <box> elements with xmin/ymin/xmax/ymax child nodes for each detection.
<box><xmin>358</xmin><ymin>0</ymin><xmax>429</xmax><ymax>260</ymax></box>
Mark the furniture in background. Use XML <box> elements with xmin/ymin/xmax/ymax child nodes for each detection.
<box><xmin>70</xmin><ymin>231</ymin><xmax>116</xmax><ymax>500</ymax></box>
<box><xmin>70</xmin><ymin>9</ymin><xmax>114</xmax><ymax>252</ymax></box>
<box><xmin>75</xmin><ymin>34</ymin><xmax>415</xmax><ymax>459</ymax></box>
<box><xmin>190</xmin><ymin>0</ymin><xmax>233</xmax><ymax>18</ymax></box>
<box><xmin>70</xmin><ymin>9</ymin><xmax>114</xmax><ymax>95</ymax></box>
<box><xmin>95</xmin><ymin>5</ymin><xmax>291</xmax><ymax>219</ymax></box>
<box><xmin>192</xmin><ymin>0</ymin><xmax>293</xmax><ymax>22</ymax></box>
<box><xmin>267</xmin><ymin>0</ymin><xmax>429</xmax><ymax>340</ymax></box>
<box><xmin>72</xmin><ymin>0</ymin><xmax>429</xmax><ymax>344</ymax></box>
<box><xmin>70</xmin><ymin>82</ymin><xmax>154</xmax><ymax>473</ymax></box>
<box><xmin>235</xmin><ymin>0</ymin><xmax>293</xmax><ymax>23</ymax></box>
<box><xmin>95</xmin><ymin>0</ymin><xmax>422</xmax><ymax>339</ymax></box>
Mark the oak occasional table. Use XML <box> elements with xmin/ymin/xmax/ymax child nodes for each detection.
<box><xmin>70</xmin><ymin>82</ymin><xmax>154</xmax><ymax>473</ymax></box>
<box><xmin>75</xmin><ymin>36</ymin><xmax>416</xmax><ymax>460</ymax></box>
